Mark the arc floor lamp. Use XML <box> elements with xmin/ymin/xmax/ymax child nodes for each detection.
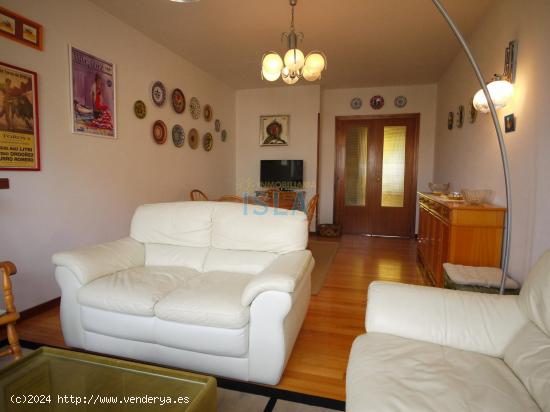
<box><xmin>432</xmin><ymin>0</ymin><xmax>512</xmax><ymax>294</ymax></box>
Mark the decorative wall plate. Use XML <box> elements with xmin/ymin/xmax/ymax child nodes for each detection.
<box><xmin>203</xmin><ymin>132</ymin><xmax>213</xmax><ymax>151</ymax></box>
<box><xmin>370</xmin><ymin>95</ymin><xmax>384</xmax><ymax>110</ymax></box>
<box><xmin>447</xmin><ymin>111</ymin><xmax>454</xmax><ymax>130</ymax></box>
<box><xmin>221</xmin><ymin>129</ymin><xmax>227</xmax><ymax>142</ymax></box>
<box><xmin>152</xmin><ymin>120</ymin><xmax>167</xmax><ymax>144</ymax></box>
<box><xmin>151</xmin><ymin>81</ymin><xmax>166</xmax><ymax>107</ymax></box>
<box><xmin>190</xmin><ymin>97</ymin><xmax>201</xmax><ymax>120</ymax></box>
<box><xmin>203</xmin><ymin>104</ymin><xmax>213</xmax><ymax>122</ymax></box>
<box><xmin>171</xmin><ymin>88</ymin><xmax>186</xmax><ymax>113</ymax></box>
<box><xmin>468</xmin><ymin>102</ymin><xmax>477</xmax><ymax>123</ymax></box>
<box><xmin>172</xmin><ymin>124</ymin><xmax>185</xmax><ymax>147</ymax></box>
<box><xmin>456</xmin><ymin>105</ymin><xmax>465</xmax><ymax>128</ymax></box>
<box><xmin>350</xmin><ymin>97</ymin><xmax>362</xmax><ymax>110</ymax></box>
<box><xmin>134</xmin><ymin>100</ymin><xmax>146</xmax><ymax>119</ymax></box>
<box><xmin>215</xmin><ymin>119</ymin><xmax>221</xmax><ymax>132</ymax></box>
<box><xmin>394</xmin><ymin>95</ymin><xmax>407</xmax><ymax>108</ymax></box>
<box><xmin>188</xmin><ymin>128</ymin><xmax>199</xmax><ymax>149</ymax></box>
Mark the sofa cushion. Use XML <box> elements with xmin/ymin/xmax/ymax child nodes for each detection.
<box><xmin>519</xmin><ymin>250</ymin><xmax>550</xmax><ymax>336</ymax></box>
<box><xmin>154</xmin><ymin>272</ymin><xmax>251</xmax><ymax>329</ymax></box>
<box><xmin>504</xmin><ymin>322</ymin><xmax>550</xmax><ymax>411</ymax></box>
<box><xmin>203</xmin><ymin>248</ymin><xmax>277</xmax><ymax>275</ymax></box>
<box><xmin>145</xmin><ymin>243</ymin><xmax>209</xmax><ymax>271</ymax></box>
<box><xmin>78</xmin><ymin>266</ymin><xmax>199</xmax><ymax>316</ymax></box>
<box><xmin>130</xmin><ymin>202</ymin><xmax>215</xmax><ymax>247</ymax></box>
<box><xmin>80</xmin><ymin>307</ymin><xmax>249</xmax><ymax>357</ymax></box>
<box><xmin>346</xmin><ymin>332</ymin><xmax>540</xmax><ymax>412</ymax></box>
<box><xmin>211</xmin><ymin>202</ymin><xmax>308</xmax><ymax>253</ymax></box>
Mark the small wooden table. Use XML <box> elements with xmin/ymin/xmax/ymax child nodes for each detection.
<box><xmin>0</xmin><ymin>347</ymin><xmax>217</xmax><ymax>411</ymax></box>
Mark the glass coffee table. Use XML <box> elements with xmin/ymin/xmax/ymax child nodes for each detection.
<box><xmin>0</xmin><ymin>347</ymin><xmax>216</xmax><ymax>411</ymax></box>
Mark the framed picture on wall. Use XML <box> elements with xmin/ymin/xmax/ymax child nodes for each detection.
<box><xmin>260</xmin><ymin>115</ymin><xmax>289</xmax><ymax>146</ymax></box>
<box><xmin>69</xmin><ymin>45</ymin><xmax>116</xmax><ymax>138</ymax></box>
<box><xmin>0</xmin><ymin>61</ymin><xmax>40</xmax><ymax>171</ymax></box>
<box><xmin>0</xmin><ymin>6</ymin><xmax>43</xmax><ymax>51</ymax></box>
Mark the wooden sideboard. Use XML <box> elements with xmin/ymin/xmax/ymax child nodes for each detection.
<box><xmin>417</xmin><ymin>192</ymin><xmax>505</xmax><ymax>287</ymax></box>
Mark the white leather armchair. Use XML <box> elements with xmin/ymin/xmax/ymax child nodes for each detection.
<box><xmin>346</xmin><ymin>251</ymin><xmax>550</xmax><ymax>412</ymax></box>
<box><xmin>53</xmin><ymin>201</ymin><xmax>313</xmax><ymax>385</ymax></box>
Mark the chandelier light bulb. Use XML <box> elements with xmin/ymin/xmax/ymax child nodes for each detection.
<box><xmin>304</xmin><ymin>52</ymin><xmax>326</xmax><ymax>73</ymax></box>
<box><xmin>302</xmin><ymin>66</ymin><xmax>320</xmax><ymax>81</ymax></box>
<box><xmin>284</xmin><ymin>48</ymin><xmax>305</xmax><ymax>72</ymax></box>
<box><xmin>262</xmin><ymin>53</ymin><xmax>284</xmax><ymax>75</ymax></box>
<box><xmin>473</xmin><ymin>79</ymin><xmax>514</xmax><ymax>113</ymax></box>
<box><xmin>262</xmin><ymin>68</ymin><xmax>281</xmax><ymax>82</ymax></box>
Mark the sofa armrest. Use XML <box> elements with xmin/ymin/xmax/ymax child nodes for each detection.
<box><xmin>52</xmin><ymin>237</ymin><xmax>145</xmax><ymax>285</ymax></box>
<box><xmin>366</xmin><ymin>281</ymin><xmax>528</xmax><ymax>357</ymax></box>
<box><xmin>241</xmin><ymin>250</ymin><xmax>313</xmax><ymax>306</ymax></box>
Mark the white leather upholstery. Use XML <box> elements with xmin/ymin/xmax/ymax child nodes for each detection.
<box><xmin>366</xmin><ymin>281</ymin><xmax>527</xmax><ymax>357</ymax></box>
<box><xmin>130</xmin><ymin>202</ymin><xmax>215</xmax><ymax>247</ymax></box>
<box><xmin>55</xmin><ymin>267</ymin><xmax>85</xmax><ymax>348</ymax></box>
<box><xmin>203</xmin><ymin>248</ymin><xmax>277</xmax><ymax>275</ymax></box>
<box><xmin>83</xmin><ymin>332</ymin><xmax>250</xmax><ymax>381</ymax></box>
<box><xmin>242</xmin><ymin>250</ymin><xmax>313</xmax><ymax>306</ymax></box>
<box><xmin>248</xmin><ymin>270</ymin><xmax>311</xmax><ymax>384</ymax></box>
<box><xmin>54</xmin><ymin>201</ymin><xmax>311</xmax><ymax>385</ymax></box>
<box><xmin>348</xmin><ymin>250</ymin><xmax>550</xmax><ymax>412</ymax></box>
<box><xmin>81</xmin><ymin>307</ymin><xmax>249</xmax><ymax>357</ymax></box>
<box><xmin>519</xmin><ymin>250</ymin><xmax>550</xmax><ymax>336</ymax></box>
<box><xmin>154</xmin><ymin>272</ymin><xmax>251</xmax><ymax>329</ymax></box>
<box><xmin>78</xmin><ymin>266</ymin><xmax>197</xmax><ymax>316</ymax></box>
<box><xmin>504</xmin><ymin>321</ymin><xmax>550</xmax><ymax>411</ymax></box>
<box><xmin>52</xmin><ymin>237</ymin><xmax>144</xmax><ymax>285</ymax></box>
<box><xmin>346</xmin><ymin>333</ymin><xmax>540</xmax><ymax>412</ymax></box>
<box><xmin>145</xmin><ymin>244</ymin><xmax>209</xmax><ymax>271</ymax></box>
<box><xmin>211</xmin><ymin>203</ymin><xmax>308</xmax><ymax>253</ymax></box>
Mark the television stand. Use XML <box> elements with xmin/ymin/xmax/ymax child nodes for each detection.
<box><xmin>253</xmin><ymin>189</ymin><xmax>306</xmax><ymax>211</ymax></box>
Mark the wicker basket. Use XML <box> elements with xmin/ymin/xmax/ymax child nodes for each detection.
<box><xmin>318</xmin><ymin>224</ymin><xmax>341</xmax><ymax>237</ymax></box>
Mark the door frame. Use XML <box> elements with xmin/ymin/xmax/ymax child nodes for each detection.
<box><xmin>333</xmin><ymin>113</ymin><xmax>420</xmax><ymax>236</ymax></box>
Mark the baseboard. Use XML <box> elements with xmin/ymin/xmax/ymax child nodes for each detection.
<box><xmin>19</xmin><ymin>297</ymin><xmax>60</xmax><ymax>321</ymax></box>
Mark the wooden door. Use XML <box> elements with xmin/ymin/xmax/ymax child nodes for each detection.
<box><xmin>334</xmin><ymin>115</ymin><xmax>419</xmax><ymax>237</ymax></box>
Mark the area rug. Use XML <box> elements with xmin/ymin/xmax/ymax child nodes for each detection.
<box><xmin>308</xmin><ymin>240</ymin><xmax>340</xmax><ymax>295</ymax></box>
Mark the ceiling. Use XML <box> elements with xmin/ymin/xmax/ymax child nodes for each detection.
<box><xmin>91</xmin><ymin>0</ymin><xmax>494</xmax><ymax>90</ymax></box>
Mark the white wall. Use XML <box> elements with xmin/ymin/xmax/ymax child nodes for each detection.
<box><xmin>318</xmin><ymin>85</ymin><xmax>438</xmax><ymax>225</ymax></box>
<box><xmin>434</xmin><ymin>0</ymin><xmax>550</xmax><ymax>283</ymax></box>
<box><xmin>235</xmin><ymin>85</ymin><xmax>320</xmax><ymax>224</ymax></box>
<box><xmin>0</xmin><ymin>0</ymin><xmax>236</xmax><ymax>310</ymax></box>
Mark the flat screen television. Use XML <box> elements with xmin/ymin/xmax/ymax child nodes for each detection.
<box><xmin>260</xmin><ymin>160</ymin><xmax>303</xmax><ymax>189</ymax></box>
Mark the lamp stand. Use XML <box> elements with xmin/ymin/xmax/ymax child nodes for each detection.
<box><xmin>431</xmin><ymin>0</ymin><xmax>512</xmax><ymax>295</ymax></box>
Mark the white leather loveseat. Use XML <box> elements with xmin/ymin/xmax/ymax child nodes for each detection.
<box><xmin>347</xmin><ymin>251</ymin><xmax>550</xmax><ymax>412</ymax></box>
<box><xmin>53</xmin><ymin>201</ymin><xmax>314</xmax><ymax>385</ymax></box>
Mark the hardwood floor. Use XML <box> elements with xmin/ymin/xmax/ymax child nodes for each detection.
<box><xmin>6</xmin><ymin>235</ymin><xmax>429</xmax><ymax>402</ymax></box>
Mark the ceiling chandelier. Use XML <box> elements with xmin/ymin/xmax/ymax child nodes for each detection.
<box><xmin>261</xmin><ymin>0</ymin><xmax>326</xmax><ymax>84</ymax></box>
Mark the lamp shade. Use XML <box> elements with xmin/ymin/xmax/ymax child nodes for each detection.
<box><xmin>304</xmin><ymin>52</ymin><xmax>326</xmax><ymax>73</ymax></box>
<box><xmin>262</xmin><ymin>52</ymin><xmax>284</xmax><ymax>75</ymax></box>
<box><xmin>302</xmin><ymin>66</ymin><xmax>321</xmax><ymax>81</ymax></box>
<box><xmin>284</xmin><ymin>48</ymin><xmax>305</xmax><ymax>71</ymax></box>
<box><xmin>473</xmin><ymin>80</ymin><xmax>514</xmax><ymax>113</ymax></box>
<box><xmin>261</xmin><ymin>68</ymin><xmax>281</xmax><ymax>82</ymax></box>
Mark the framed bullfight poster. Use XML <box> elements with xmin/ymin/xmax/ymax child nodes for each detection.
<box><xmin>69</xmin><ymin>45</ymin><xmax>116</xmax><ymax>138</ymax></box>
<box><xmin>0</xmin><ymin>61</ymin><xmax>40</xmax><ymax>170</ymax></box>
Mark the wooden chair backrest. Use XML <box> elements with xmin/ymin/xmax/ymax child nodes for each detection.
<box><xmin>0</xmin><ymin>261</ymin><xmax>22</xmax><ymax>360</ymax></box>
<box><xmin>218</xmin><ymin>195</ymin><xmax>245</xmax><ymax>203</ymax></box>
<box><xmin>307</xmin><ymin>194</ymin><xmax>320</xmax><ymax>227</ymax></box>
<box><xmin>189</xmin><ymin>189</ymin><xmax>208</xmax><ymax>201</ymax></box>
